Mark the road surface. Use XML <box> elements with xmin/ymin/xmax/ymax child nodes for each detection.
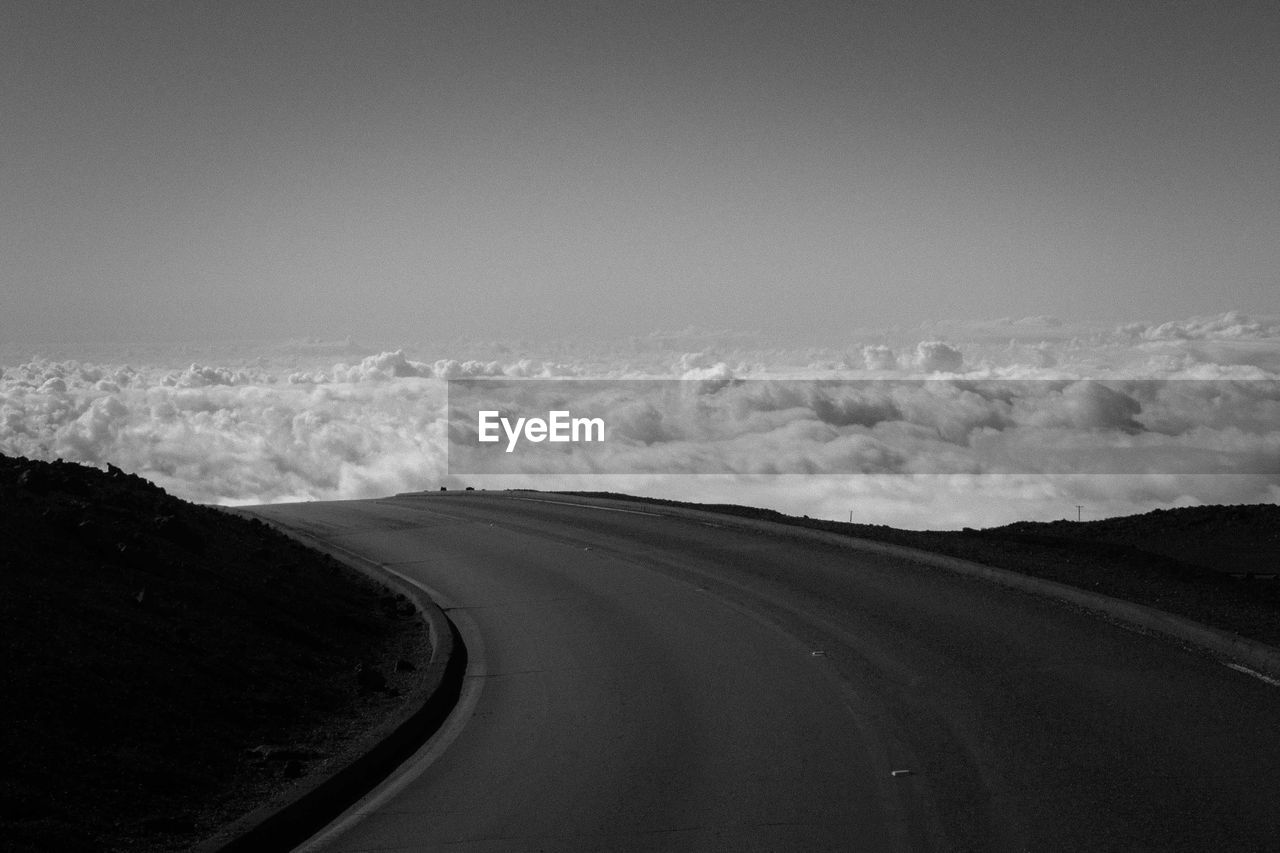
<box><xmin>250</xmin><ymin>492</ymin><xmax>1280</xmax><ymax>852</ymax></box>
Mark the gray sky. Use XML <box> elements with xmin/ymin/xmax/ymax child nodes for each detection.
<box><xmin>3</xmin><ymin>1</ymin><xmax>1278</xmax><ymax>345</ymax></box>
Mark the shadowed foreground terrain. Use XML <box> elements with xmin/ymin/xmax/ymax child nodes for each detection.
<box><xmin>0</xmin><ymin>455</ymin><xmax>427</xmax><ymax>852</ymax></box>
<box><xmin>5</xmin><ymin>458</ymin><xmax>1279</xmax><ymax>851</ymax></box>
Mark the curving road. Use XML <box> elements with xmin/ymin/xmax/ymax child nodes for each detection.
<box><xmin>250</xmin><ymin>492</ymin><xmax>1280</xmax><ymax>852</ymax></box>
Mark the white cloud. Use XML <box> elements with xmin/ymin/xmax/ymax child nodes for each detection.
<box><xmin>1117</xmin><ymin>310</ymin><xmax>1280</xmax><ymax>342</ymax></box>
<box><xmin>334</xmin><ymin>350</ymin><xmax>434</xmax><ymax>382</ymax></box>
<box><xmin>166</xmin><ymin>364</ymin><xmax>256</xmax><ymax>388</ymax></box>
<box><xmin>861</xmin><ymin>345</ymin><xmax>898</xmax><ymax>371</ymax></box>
<box><xmin>913</xmin><ymin>341</ymin><xmax>964</xmax><ymax>373</ymax></box>
<box><xmin>431</xmin><ymin>358</ymin><xmax>505</xmax><ymax>380</ymax></box>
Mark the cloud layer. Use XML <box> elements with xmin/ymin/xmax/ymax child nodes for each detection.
<box><xmin>3</xmin><ymin>312</ymin><xmax>1279</xmax><ymax>527</ymax></box>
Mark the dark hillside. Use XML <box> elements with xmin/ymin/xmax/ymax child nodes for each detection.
<box><xmin>0</xmin><ymin>455</ymin><xmax>425</xmax><ymax>852</ymax></box>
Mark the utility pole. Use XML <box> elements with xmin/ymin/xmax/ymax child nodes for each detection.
<box><xmin>1076</xmin><ymin>505</ymin><xmax>1083</xmax><ymax>522</ymax></box>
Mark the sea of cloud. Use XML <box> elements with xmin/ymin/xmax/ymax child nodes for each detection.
<box><xmin>3</xmin><ymin>311</ymin><xmax>1278</xmax><ymax>528</ymax></box>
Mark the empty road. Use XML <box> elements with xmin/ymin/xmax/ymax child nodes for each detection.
<box><xmin>250</xmin><ymin>492</ymin><xmax>1280</xmax><ymax>852</ymax></box>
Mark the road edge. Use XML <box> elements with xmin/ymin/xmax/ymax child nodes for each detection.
<box><xmin>194</xmin><ymin>510</ymin><xmax>468</xmax><ymax>853</ymax></box>
<box><xmin>534</xmin><ymin>491</ymin><xmax>1280</xmax><ymax>684</ymax></box>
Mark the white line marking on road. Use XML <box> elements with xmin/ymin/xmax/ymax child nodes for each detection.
<box><xmin>295</xmin><ymin>570</ymin><xmax>487</xmax><ymax>852</ymax></box>
<box><xmin>510</xmin><ymin>496</ymin><xmax>665</xmax><ymax>517</ymax></box>
<box><xmin>1224</xmin><ymin>662</ymin><xmax>1280</xmax><ymax>687</ymax></box>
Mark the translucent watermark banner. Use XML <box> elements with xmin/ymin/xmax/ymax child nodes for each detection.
<box><xmin>446</xmin><ymin>379</ymin><xmax>1280</xmax><ymax>476</ymax></box>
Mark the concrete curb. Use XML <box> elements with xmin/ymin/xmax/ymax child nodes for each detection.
<box><xmin>535</xmin><ymin>492</ymin><xmax>1280</xmax><ymax>684</ymax></box>
<box><xmin>196</xmin><ymin>511</ymin><xmax>467</xmax><ymax>853</ymax></box>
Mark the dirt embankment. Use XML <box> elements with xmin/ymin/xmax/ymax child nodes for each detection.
<box><xmin>565</xmin><ymin>491</ymin><xmax>1280</xmax><ymax>648</ymax></box>
<box><xmin>0</xmin><ymin>455</ymin><xmax>427</xmax><ymax>852</ymax></box>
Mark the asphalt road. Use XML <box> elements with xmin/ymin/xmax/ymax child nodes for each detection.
<box><xmin>251</xmin><ymin>493</ymin><xmax>1280</xmax><ymax>852</ymax></box>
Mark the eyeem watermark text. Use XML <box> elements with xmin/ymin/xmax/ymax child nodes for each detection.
<box><xmin>478</xmin><ymin>410</ymin><xmax>606</xmax><ymax>452</ymax></box>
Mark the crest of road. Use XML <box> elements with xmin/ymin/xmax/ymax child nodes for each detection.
<box><xmin>249</xmin><ymin>492</ymin><xmax>1280</xmax><ymax>852</ymax></box>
